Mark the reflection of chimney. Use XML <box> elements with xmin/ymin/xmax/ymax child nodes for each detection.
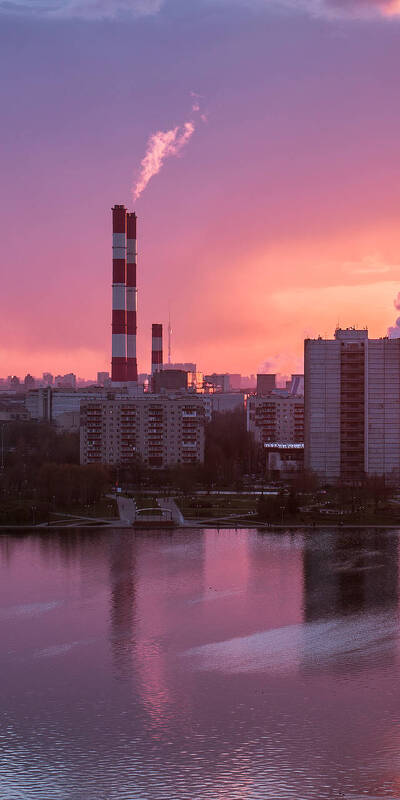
<box><xmin>126</xmin><ymin>212</ymin><xmax>138</xmax><ymax>389</ymax></box>
<box><xmin>111</xmin><ymin>205</ymin><xmax>127</xmax><ymax>385</ymax></box>
<box><xmin>109</xmin><ymin>534</ymin><xmax>136</xmax><ymax>680</ymax></box>
<box><xmin>151</xmin><ymin>324</ymin><xmax>163</xmax><ymax>376</ymax></box>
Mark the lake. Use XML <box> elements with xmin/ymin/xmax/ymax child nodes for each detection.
<box><xmin>1</xmin><ymin>527</ymin><xmax>399</xmax><ymax>799</ymax></box>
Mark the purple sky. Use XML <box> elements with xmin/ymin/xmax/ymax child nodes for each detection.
<box><xmin>1</xmin><ymin>0</ymin><xmax>400</xmax><ymax>378</ymax></box>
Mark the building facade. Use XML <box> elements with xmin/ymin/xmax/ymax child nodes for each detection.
<box><xmin>247</xmin><ymin>395</ymin><xmax>304</xmax><ymax>446</ymax></box>
<box><xmin>26</xmin><ymin>387</ymin><xmax>108</xmax><ymax>423</ymax></box>
<box><xmin>304</xmin><ymin>328</ymin><xmax>400</xmax><ymax>483</ymax></box>
<box><xmin>80</xmin><ymin>395</ymin><xmax>206</xmax><ymax>468</ymax></box>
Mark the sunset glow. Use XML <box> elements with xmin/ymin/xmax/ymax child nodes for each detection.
<box><xmin>1</xmin><ymin>0</ymin><xmax>400</xmax><ymax>378</ymax></box>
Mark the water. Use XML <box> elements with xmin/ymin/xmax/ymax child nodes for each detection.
<box><xmin>1</xmin><ymin>527</ymin><xmax>400</xmax><ymax>799</ymax></box>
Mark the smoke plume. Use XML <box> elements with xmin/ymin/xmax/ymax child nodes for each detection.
<box><xmin>132</xmin><ymin>122</ymin><xmax>195</xmax><ymax>202</ymax></box>
<box><xmin>132</xmin><ymin>96</ymin><xmax>207</xmax><ymax>201</ymax></box>
<box><xmin>387</xmin><ymin>292</ymin><xmax>400</xmax><ymax>338</ymax></box>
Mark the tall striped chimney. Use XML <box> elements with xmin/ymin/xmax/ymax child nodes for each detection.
<box><xmin>151</xmin><ymin>324</ymin><xmax>163</xmax><ymax>375</ymax></box>
<box><xmin>126</xmin><ymin>212</ymin><xmax>138</xmax><ymax>390</ymax></box>
<box><xmin>111</xmin><ymin>205</ymin><xmax>127</xmax><ymax>385</ymax></box>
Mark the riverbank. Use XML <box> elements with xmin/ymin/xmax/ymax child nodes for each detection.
<box><xmin>1</xmin><ymin>522</ymin><xmax>399</xmax><ymax>533</ymax></box>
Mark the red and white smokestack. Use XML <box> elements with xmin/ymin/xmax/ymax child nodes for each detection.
<box><xmin>151</xmin><ymin>324</ymin><xmax>163</xmax><ymax>375</ymax></box>
<box><xmin>111</xmin><ymin>205</ymin><xmax>127</xmax><ymax>385</ymax></box>
<box><xmin>126</xmin><ymin>212</ymin><xmax>138</xmax><ymax>389</ymax></box>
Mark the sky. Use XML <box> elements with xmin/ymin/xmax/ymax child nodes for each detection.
<box><xmin>1</xmin><ymin>0</ymin><xmax>400</xmax><ymax>379</ymax></box>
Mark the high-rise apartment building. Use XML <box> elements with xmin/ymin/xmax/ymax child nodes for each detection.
<box><xmin>247</xmin><ymin>395</ymin><xmax>304</xmax><ymax>445</ymax></box>
<box><xmin>305</xmin><ymin>328</ymin><xmax>400</xmax><ymax>483</ymax></box>
<box><xmin>80</xmin><ymin>395</ymin><xmax>206</xmax><ymax>468</ymax></box>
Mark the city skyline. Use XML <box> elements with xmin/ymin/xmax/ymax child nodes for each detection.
<box><xmin>2</xmin><ymin>1</ymin><xmax>400</xmax><ymax>378</ymax></box>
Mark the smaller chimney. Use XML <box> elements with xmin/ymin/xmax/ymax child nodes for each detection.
<box><xmin>151</xmin><ymin>324</ymin><xmax>163</xmax><ymax>376</ymax></box>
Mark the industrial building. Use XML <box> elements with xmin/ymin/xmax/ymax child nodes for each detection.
<box><xmin>80</xmin><ymin>395</ymin><xmax>206</xmax><ymax>468</ymax></box>
<box><xmin>26</xmin><ymin>387</ymin><xmax>108</xmax><ymax>426</ymax></box>
<box><xmin>304</xmin><ymin>328</ymin><xmax>400</xmax><ymax>483</ymax></box>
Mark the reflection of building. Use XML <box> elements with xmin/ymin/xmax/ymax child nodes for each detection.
<box><xmin>302</xmin><ymin>531</ymin><xmax>399</xmax><ymax>674</ymax></box>
<box><xmin>132</xmin><ymin>532</ymin><xmax>204</xmax><ymax>729</ymax></box>
<box><xmin>305</xmin><ymin>328</ymin><xmax>400</xmax><ymax>483</ymax></box>
<box><xmin>303</xmin><ymin>531</ymin><xmax>398</xmax><ymax>621</ymax></box>
<box><xmin>109</xmin><ymin>533</ymin><xmax>136</xmax><ymax>679</ymax></box>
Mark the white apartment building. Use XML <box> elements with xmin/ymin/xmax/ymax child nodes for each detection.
<box><xmin>247</xmin><ymin>395</ymin><xmax>304</xmax><ymax>445</ymax></box>
<box><xmin>304</xmin><ymin>328</ymin><xmax>400</xmax><ymax>483</ymax></box>
<box><xmin>80</xmin><ymin>395</ymin><xmax>206</xmax><ymax>468</ymax></box>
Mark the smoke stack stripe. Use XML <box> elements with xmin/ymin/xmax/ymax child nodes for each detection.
<box><xmin>151</xmin><ymin>323</ymin><xmax>163</xmax><ymax>375</ymax></box>
<box><xmin>126</xmin><ymin>212</ymin><xmax>138</xmax><ymax>386</ymax></box>
<box><xmin>111</xmin><ymin>205</ymin><xmax>127</xmax><ymax>385</ymax></box>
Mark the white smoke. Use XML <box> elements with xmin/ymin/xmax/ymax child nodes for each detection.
<box><xmin>387</xmin><ymin>292</ymin><xmax>400</xmax><ymax>338</ymax></box>
<box><xmin>132</xmin><ymin>97</ymin><xmax>207</xmax><ymax>202</ymax></box>
<box><xmin>132</xmin><ymin>122</ymin><xmax>195</xmax><ymax>202</ymax></box>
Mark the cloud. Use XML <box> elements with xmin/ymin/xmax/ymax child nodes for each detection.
<box><xmin>2</xmin><ymin>0</ymin><xmax>400</xmax><ymax>20</ymax></box>
<box><xmin>0</xmin><ymin>0</ymin><xmax>162</xmax><ymax>20</ymax></box>
<box><xmin>343</xmin><ymin>252</ymin><xmax>396</xmax><ymax>276</ymax></box>
<box><xmin>132</xmin><ymin>121</ymin><xmax>195</xmax><ymax>202</ymax></box>
<box><xmin>256</xmin><ymin>0</ymin><xmax>400</xmax><ymax>20</ymax></box>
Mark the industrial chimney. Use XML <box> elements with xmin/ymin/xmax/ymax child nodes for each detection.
<box><xmin>126</xmin><ymin>212</ymin><xmax>138</xmax><ymax>390</ymax></box>
<box><xmin>111</xmin><ymin>205</ymin><xmax>127</xmax><ymax>385</ymax></box>
<box><xmin>151</xmin><ymin>324</ymin><xmax>163</xmax><ymax>376</ymax></box>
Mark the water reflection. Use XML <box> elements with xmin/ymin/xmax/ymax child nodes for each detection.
<box><xmin>0</xmin><ymin>528</ymin><xmax>400</xmax><ymax>799</ymax></box>
<box><xmin>304</xmin><ymin>529</ymin><xmax>398</xmax><ymax>620</ymax></box>
<box><xmin>109</xmin><ymin>531</ymin><xmax>136</xmax><ymax>679</ymax></box>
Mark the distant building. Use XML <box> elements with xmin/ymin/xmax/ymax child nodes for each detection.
<box><xmin>288</xmin><ymin>374</ymin><xmax>304</xmax><ymax>396</ymax></box>
<box><xmin>26</xmin><ymin>387</ymin><xmax>107</xmax><ymax>423</ymax></box>
<box><xmin>247</xmin><ymin>395</ymin><xmax>304</xmax><ymax>446</ymax></box>
<box><xmin>24</xmin><ymin>374</ymin><xmax>36</xmax><ymax>390</ymax></box>
<box><xmin>163</xmin><ymin>362</ymin><xmax>196</xmax><ymax>373</ymax></box>
<box><xmin>80</xmin><ymin>395</ymin><xmax>206</xmax><ymax>468</ymax></box>
<box><xmin>211</xmin><ymin>393</ymin><xmax>245</xmax><ymax>414</ymax></box>
<box><xmin>0</xmin><ymin>400</ymin><xmax>29</xmax><ymax>421</ymax></box>
<box><xmin>42</xmin><ymin>373</ymin><xmax>53</xmax><ymax>386</ymax></box>
<box><xmin>204</xmin><ymin>374</ymin><xmax>231</xmax><ymax>393</ymax></box>
<box><xmin>153</xmin><ymin>370</ymin><xmax>188</xmax><ymax>394</ymax></box>
<box><xmin>55</xmin><ymin>373</ymin><xmax>76</xmax><ymax>389</ymax></box>
<box><xmin>241</xmin><ymin>375</ymin><xmax>257</xmax><ymax>390</ymax></box>
<box><xmin>187</xmin><ymin>371</ymin><xmax>204</xmax><ymax>392</ymax></box>
<box><xmin>54</xmin><ymin>411</ymin><xmax>81</xmax><ymax>431</ymax></box>
<box><xmin>97</xmin><ymin>371</ymin><xmax>111</xmax><ymax>387</ymax></box>
<box><xmin>264</xmin><ymin>443</ymin><xmax>304</xmax><ymax>480</ymax></box>
<box><xmin>305</xmin><ymin>328</ymin><xmax>400</xmax><ymax>483</ymax></box>
<box><xmin>256</xmin><ymin>374</ymin><xmax>276</xmax><ymax>396</ymax></box>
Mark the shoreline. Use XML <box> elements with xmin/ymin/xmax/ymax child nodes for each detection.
<box><xmin>0</xmin><ymin>523</ymin><xmax>399</xmax><ymax>533</ymax></box>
